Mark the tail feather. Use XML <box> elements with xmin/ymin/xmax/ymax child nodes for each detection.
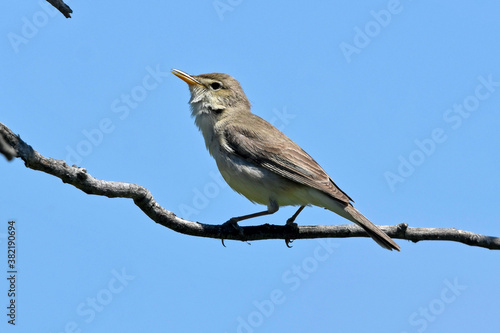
<box><xmin>344</xmin><ymin>205</ymin><xmax>400</xmax><ymax>251</ymax></box>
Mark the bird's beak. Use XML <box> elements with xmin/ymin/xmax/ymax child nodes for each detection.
<box><xmin>171</xmin><ymin>69</ymin><xmax>203</xmax><ymax>86</ymax></box>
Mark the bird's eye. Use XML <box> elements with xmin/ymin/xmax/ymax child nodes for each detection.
<box><xmin>210</xmin><ymin>82</ymin><xmax>222</xmax><ymax>90</ymax></box>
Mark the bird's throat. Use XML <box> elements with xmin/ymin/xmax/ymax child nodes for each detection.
<box><xmin>190</xmin><ymin>103</ymin><xmax>219</xmax><ymax>155</ymax></box>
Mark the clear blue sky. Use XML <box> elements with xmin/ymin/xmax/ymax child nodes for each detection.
<box><xmin>1</xmin><ymin>1</ymin><xmax>499</xmax><ymax>332</ymax></box>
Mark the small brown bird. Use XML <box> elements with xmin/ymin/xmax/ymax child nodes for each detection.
<box><xmin>172</xmin><ymin>69</ymin><xmax>400</xmax><ymax>251</ymax></box>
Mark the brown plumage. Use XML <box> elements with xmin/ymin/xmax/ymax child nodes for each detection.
<box><xmin>172</xmin><ymin>69</ymin><xmax>400</xmax><ymax>251</ymax></box>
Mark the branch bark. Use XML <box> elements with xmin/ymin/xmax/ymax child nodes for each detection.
<box><xmin>1</xmin><ymin>121</ymin><xmax>499</xmax><ymax>250</ymax></box>
<box><xmin>46</xmin><ymin>0</ymin><xmax>73</xmax><ymax>18</ymax></box>
<box><xmin>0</xmin><ymin>134</ymin><xmax>16</xmax><ymax>161</ymax></box>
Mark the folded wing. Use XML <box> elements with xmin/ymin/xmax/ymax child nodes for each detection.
<box><xmin>222</xmin><ymin>114</ymin><xmax>353</xmax><ymax>205</ymax></box>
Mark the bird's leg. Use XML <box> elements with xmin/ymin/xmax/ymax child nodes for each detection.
<box><xmin>286</xmin><ymin>205</ymin><xmax>305</xmax><ymax>227</ymax></box>
<box><xmin>225</xmin><ymin>199</ymin><xmax>279</xmax><ymax>224</ymax></box>
<box><xmin>284</xmin><ymin>205</ymin><xmax>305</xmax><ymax>248</ymax></box>
<box><xmin>226</xmin><ymin>209</ymin><xmax>276</xmax><ymax>224</ymax></box>
<box><xmin>221</xmin><ymin>200</ymin><xmax>279</xmax><ymax>245</ymax></box>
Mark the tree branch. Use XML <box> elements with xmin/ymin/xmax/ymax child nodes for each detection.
<box><xmin>0</xmin><ymin>133</ymin><xmax>16</xmax><ymax>161</ymax></box>
<box><xmin>1</xmin><ymin>121</ymin><xmax>499</xmax><ymax>250</ymax></box>
<box><xmin>46</xmin><ymin>0</ymin><xmax>73</xmax><ymax>18</ymax></box>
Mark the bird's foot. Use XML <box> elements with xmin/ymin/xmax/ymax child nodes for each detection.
<box><xmin>284</xmin><ymin>219</ymin><xmax>298</xmax><ymax>248</ymax></box>
<box><xmin>221</xmin><ymin>218</ymin><xmax>245</xmax><ymax>247</ymax></box>
<box><xmin>286</xmin><ymin>218</ymin><xmax>298</xmax><ymax>228</ymax></box>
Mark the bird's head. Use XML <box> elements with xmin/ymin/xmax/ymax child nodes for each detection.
<box><xmin>171</xmin><ymin>69</ymin><xmax>251</xmax><ymax>119</ymax></box>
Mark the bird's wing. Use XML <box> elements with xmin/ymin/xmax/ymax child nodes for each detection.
<box><xmin>223</xmin><ymin>114</ymin><xmax>353</xmax><ymax>204</ymax></box>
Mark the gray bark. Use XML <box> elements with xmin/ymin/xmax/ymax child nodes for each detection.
<box><xmin>1</xmin><ymin>121</ymin><xmax>499</xmax><ymax>250</ymax></box>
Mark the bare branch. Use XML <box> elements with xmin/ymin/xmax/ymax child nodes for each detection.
<box><xmin>0</xmin><ymin>132</ymin><xmax>16</xmax><ymax>161</ymax></box>
<box><xmin>1</xmin><ymin>121</ymin><xmax>499</xmax><ymax>250</ymax></box>
<box><xmin>46</xmin><ymin>0</ymin><xmax>73</xmax><ymax>18</ymax></box>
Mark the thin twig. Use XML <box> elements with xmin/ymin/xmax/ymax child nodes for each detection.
<box><xmin>46</xmin><ymin>0</ymin><xmax>73</xmax><ymax>18</ymax></box>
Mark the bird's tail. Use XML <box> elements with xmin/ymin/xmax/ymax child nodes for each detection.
<box><xmin>343</xmin><ymin>205</ymin><xmax>400</xmax><ymax>251</ymax></box>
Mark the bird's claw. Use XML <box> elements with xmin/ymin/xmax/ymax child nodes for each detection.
<box><xmin>220</xmin><ymin>218</ymin><xmax>245</xmax><ymax>246</ymax></box>
<box><xmin>284</xmin><ymin>219</ymin><xmax>298</xmax><ymax>248</ymax></box>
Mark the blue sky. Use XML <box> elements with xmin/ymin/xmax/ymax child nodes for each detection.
<box><xmin>1</xmin><ymin>1</ymin><xmax>499</xmax><ymax>332</ymax></box>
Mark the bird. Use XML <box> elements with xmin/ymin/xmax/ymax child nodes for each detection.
<box><xmin>171</xmin><ymin>68</ymin><xmax>400</xmax><ymax>251</ymax></box>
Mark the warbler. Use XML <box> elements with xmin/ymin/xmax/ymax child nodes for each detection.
<box><xmin>172</xmin><ymin>69</ymin><xmax>400</xmax><ymax>251</ymax></box>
